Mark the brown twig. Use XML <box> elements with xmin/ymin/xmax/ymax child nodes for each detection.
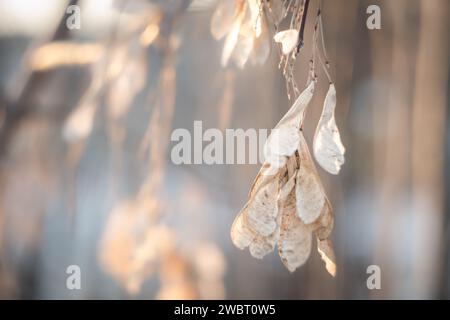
<box><xmin>297</xmin><ymin>0</ymin><xmax>310</xmax><ymax>51</ymax></box>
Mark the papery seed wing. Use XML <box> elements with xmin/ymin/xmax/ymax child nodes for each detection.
<box><xmin>263</xmin><ymin>81</ymin><xmax>315</xmax><ymax>168</ymax></box>
<box><xmin>231</xmin><ymin>35</ymin><xmax>254</xmax><ymax>69</ymax></box>
<box><xmin>231</xmin><ymin>201</ymin><xmax>281</xmax><ymax>259</ymax></box>
<box><xmin>248</xmin><ymin>162</ymin><xmax>280</xmax><ymax>198</ymax></box>
<box><xmin>231</xmin><ymin>208</ymin><xmax>254</xmax><ymax>249</ymax></box>
<box><xmin>295</xmin><ymin>133</ymin><xmax>326</xmax><ymax>224</ymax></box>
<box><xmin>221</xmin><ymin>19</ymin><xmax>241</xmax><ymax>66</ymax></box>
<box><xmin>231</xmin><ymin>210</ymin><xmax>281</xmax><ymax>259</ymax></box>
<box><xmin>244</xmin><ymin>172</ymin><xmax>280</xmax><ymax>236</ymax></box>
<box><xmin>249</xmin><ymin>234</ymin><xmax>279</xmax><ymax>259</ymax></box>
<box><xmin>313</xmin><ymin>84</ymin><xmax>345</xmax><ymax>175</ymax></box>
<box><xmin>247</xmin><ymin>0</ymin><xmax>262</xmax><ymax>37</ymax></box>
<box><xmin>276</xmin><ymin>80</ymin><xmax>315</xmax><ymax>129</ymax></box>
<box><xmin>279</xmin><ymin>173</ymin><xmax>296</xmax><ymax>200</ymax></box>
<box><xmin>308</xmin><ymin>198</ymin><xmax>334</xmax><ymax>240</ymax></box>
<box><xmin>210</xmin><ymin>0</ymin><xmax>236</xmax><ymax>40</ymax></box>
<box><xmin>235</xmin><ymin>165</ymin><xmax>282</xmax><ymax>246</ymax></box>
<box><xmin>248</xmin><ymin>212</ymin><xmax>281</xmax><ymax>259</ymax></box>
<box><xmin>317</xmin><ymin>238</ymin><xmax>337</xmax><ymax>277</ymax></box>
<box><xmin>220</xmin><ymin>2</ymin><xmax>248</xmax><ymax>68</ymax></box>
<box><xmin>237</xmin><ymin>1</ymin><xmax>254</xmax><ymax>38</ymax></box>
<box><xmin>278</xmin><ymin>191</ymin><xmax>312</xmax><ymax>272</ymax></box>
<box><xmin>278</xmin><ymin>154</ymin><xmax>297</xmax><ymax>199</ymax></box>
<box><xmin>273</xmin><ymin>29</ymin><xmax>299</xmax><ymax>55</ymax></box>
<box><xmin>250</xmin><ymin>14</ymin><xmax>270</xmax><ymax>65</ymax></box>
<box><xmin>264</xmin><ymin>153</ymin><xmax>288</xmax><ymax>171</ymax></box>
<box><xmin>264</xmin><ymin>126</ymin><xmax>300</xmax><ymax>163</ymax></box>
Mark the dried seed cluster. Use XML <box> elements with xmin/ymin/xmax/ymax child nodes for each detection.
<box><xmin>211</xmin><ymin>0</ymin><xmax>346</xmax><ymax>275</ymax></box>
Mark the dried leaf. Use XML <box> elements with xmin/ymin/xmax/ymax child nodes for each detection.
<box><xmin>317</xmin><ymin>238</ymin><xmax>337</xmax><ymax>277</ymax></box>
<box><xmin>273</xmin><ymin>29</ymin><xmax>299</xmax><ymax>55</ymax></box>
<box><xmin>313</xmin><ymin>83</ymin><xmax>345</xmax><ymax>174</ymax></box>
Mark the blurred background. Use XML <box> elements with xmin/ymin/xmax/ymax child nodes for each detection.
<box><xmin>0</xmin><ymin>0</ymin><xmax>448</xmax><ymax>299</ymax></box>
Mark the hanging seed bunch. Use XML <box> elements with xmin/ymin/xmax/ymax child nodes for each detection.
<box><xmin>210</xmin><ymin>0</ymin><xmax>271</xmax><ymax>68</ymax></box>
<box><xmin>210</xmin><ymin>0</ymin><xmax>311</xmax><ymax>99</ymax></box>
<box><xmin>210</xmin><ymin>0</ymin><xmax>345</xmax><ymax>275</ymax></box>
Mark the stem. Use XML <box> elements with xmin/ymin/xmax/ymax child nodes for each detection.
<box><xmin>297</xmin><ymin>0</ymin><xmax>310</xmax><ymax>50</ymax></box>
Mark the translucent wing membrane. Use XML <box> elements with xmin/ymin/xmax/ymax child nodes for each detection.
<box><xmin>295</xmin><ymin>133</ymin><xmax>327</xmax><ymax>224</ymax></box>
<box><xmin>278</xmin><ymin>190</ymin><xmax>312</xmax><ymax>272</ymax></box>
<box><xmin>264</xmin><ymin>81</ymin><xmax>315</xmax><ymax>169</ymax></box>
<box><xmin>313</xmin><ymin>83</ymin><xmax>345</xmax><ymax>174</ymax></box>
<box><xmin>317</xmin><ymin>238</ymin><xmax>337</xmax><ymax>277</ymax></box>
<box><xmin>213</xmin><ymin>0</ymin><xmax>270</xmax><ymax>68</ymax></box>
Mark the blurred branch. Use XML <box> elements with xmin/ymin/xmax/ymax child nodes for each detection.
<box><xmin>0</xmin><ymin>0</ymin><xmax>79</xmax><ymax>157</ymax></box>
